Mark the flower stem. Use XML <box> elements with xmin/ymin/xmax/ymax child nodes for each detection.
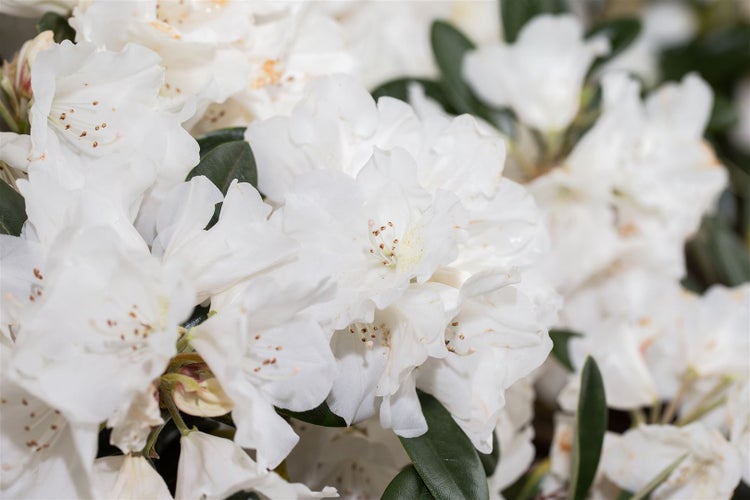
<box><xmin>160</xmin><ymin>384</ymin><xmax>191</xmax><ymax>436</ymax></box>
<box><xmin>676</xmin><ymin>377</ymin><xmax>732</xmax><ymax>426</ymax></box>
<box><xmin>661</xmin><ymin>370</ymin><xmax>696</xmax><ymax>424</ymax></box>
<box><xmin>0</xmin><ymin>96</ymin><xmax>19</xmax><ymax>133</ymax></box>
<box><xmin>649</xmin><ymin>397</ymin><xmax>662</xmax><ymax>424</ymax></box>
<box><xmin>142</xmin><ymin>417</ymin><xmax>170</xmax><ymax>459</ymax></box>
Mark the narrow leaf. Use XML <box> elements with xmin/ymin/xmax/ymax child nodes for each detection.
<box><xmin>371</xmin><ymin>78</ymin><xmax>456</xmax><ymax>114</ymax></box>
<box><xmin>501</xmin><ymin>0</ymin><xmax>569</xmax><ymax>43</ymax></box>
<box><xmin>478</xmin><ymin>431</ymin><xmax>500</xmax><ymax>477</ymax></box>
<box><xmin>586</xmin><ymin>18</ymin><xmax>642</xmax><ymax>72</ymax></box>
<box><xmin>399</xmin><ymin>391</ymin><xmax>489</xmax><ymax>500</ymax></box>
<box><xmin>196</xmin><ymin>127</ymin><xmax>247</xmax><ymax>158</ymax></box>
<box><xmin>36</xmin><ymin>12</ymin><xmax>76</xmax><ymax>43</ymax></box>
<box><xmin>381</xmin><ymin>465</ymin><xmax>434</xmax><ymax>500</ymax></box>
<box><xmin>277</xmin><ymin>402</ymin><xmax>347</xmax><ymax>427</ymax></box>
<box><xmin>549</xmin><ymin>329</ymin><xmax>583</xmax><ymax>372</ymax></box>
<box><xmin>186</xmin><ymin>140</ymin><xmax>257</xmax><ymax>194</ymax></box>
<box><xmin>627</xmin><ymin>453</ymin><xmax>687</xmax><ymax>500</ymax></box>
<box><xmin>568</xmin><ymin>356</ymin><xmax>607</xmax><ymax>500</ymax></box>
<box><xmin>0</xmin><ymin>179</ymin><xmax>26</xmax><ymax>236</ymax></box>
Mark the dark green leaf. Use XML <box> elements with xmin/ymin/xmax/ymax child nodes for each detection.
<box><xmin>223</xmin><ymin>491</ymin><xmax>260</xmax><ymax>500</ymax></box>
<box><xmin>569</xmin><ymin>356</ymin><xmax>607</xmax><ymax>500</ymax></box>
<box><xmin>732</xmin><ymin>480</ymin><xmax>750</xmax><ymax>500</ymax></box>
<box><xmin>549</xmin><ymin>329</ymin><xmax>583</xmax><ymax>372</ymax></box>
<box><xmin>36</xmin><ymin>12</ymin><xmax>75</xmax><ymax>44</ymax></box>
<box><xmin>660</xmin><ymin>26</ymin><xmax>750</xmax><ymax>89</ymax></box>
<box><xmin>371</xmin><ymin>78</ymin><xmax>456</xmax><ymax>114</ymax></box>
<box><xmin>182</xmin><ymin>304</ymin><xmax>211</xmax><ymax>329</ymax></box>
<box><xmin>399</xmin><ymin>391</ymin><xmax>489</xmax><ymax>500</ymax></box>
<box><xmin>478</xmin><ymin>431</ymin><xmax>500</xmax><ymax>477</ymax></box>
<box><xmin>501</xmin><ymin>0</ymin><xmax>569</xmax><ymax>43</ymax></box>
<box><xmin>381</xmin><ymin>465</ymin><xmax>434</xmax><ymax>500</ymax></box>
<box><xmin>586</xmin><ymin>18</ymin><xmax>642</xmax><ymax>72</ymax></box>
<box><xmin>708</xmin><ymin>94</ymin><xmax>739</xmax><ymax>133</ymax></box>
<box><xmin>430</xmin><ymin>21</ymin><xmax>480</xmax><ymax>116</ymax></box>
<box><xmin>627</xmin><ymin>453</ymin><xmax>687</xmax><ymax>500</ymax></box>
<box><xmin>186</xmin><ymin>140</ymin><xmax>257</xmax><ymax>194</ymax></box>
<box><xmin>685</xmin><ymin>216</ymin><xmax>750</xmax><ymax>288</ymax></box>
<box><xmin>0</xmin><ymin>179</ymin><xmax>26</xmax><ymax>236</ymax></box>
<box><xmin>430</xmin><ymin>21</ymin><xmax>518</xmax><ymax>136</ymax></box>
<box><xmin>197</xmin><ymin>127</ymin><xmax>247</xmax><ymax>158</ymax></box>
<box><xmin>277</xmin><ymin>402</ymin><xmax>347</xmax><ymax>427</ymax></box>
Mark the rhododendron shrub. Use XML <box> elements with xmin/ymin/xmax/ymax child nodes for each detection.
<box><xmin>0</xmin><ymin>1</ymin><xmax>748</xmax><ymax>499</ymax></box>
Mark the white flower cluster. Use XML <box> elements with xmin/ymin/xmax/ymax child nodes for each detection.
<box><xmin>0</xmin><ymin>1</ymin><xmax>747</xmax><ymax>499</ymax></box>
<box><xmin>0</xmin><ymin>1</ymin><xmax>558</xmax><ymax>499</ymax></box>
<box><xmin>460</xmin><ymin>13</ymin><xmax>748</xmax><ymax>499</ymax></box>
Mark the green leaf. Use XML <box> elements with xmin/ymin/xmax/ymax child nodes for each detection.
<box><xmin>549</xmin><ymin>329</ymin><xmax>583</xmax><ymax>372</ymax></box>
<box><xmin>568</xmin><ymin>356</ymin><xmax>607</xmax><ymax>500</ymax></box>
<box><xmin>660</xmin><ymin>26</ymin><xmax>750</xmax><ymax>88</ymax></box>
<box><xmin>186</xmin><ymin>140</ymin><xmax>257</xmax><ymax>194</ymax></box>
<box><xmin>627</xmin><ymin>453</ymin><xmax>687</xmax><ymax>500</ymax></box>
<box><xmin>685</xmin><ymin>216</ymin><xmax>750</xmax><ymax>288</ymax></box>
<box><xmin>430</xmin><ymin>20</ymin><xmax>481</xmax><ymax>116</ymax></box>
<box><xmin>277</xmin><ymin>402</ymin><xmax>347</xmax><ymax>427</ymax></box>
<box><xmin>478</xmin><ymin>431</ymin><xmax>500</xmax><ymax>477</ymax></box>
<box><xmin>501</xmin><ymin>0</ymin><xmax>569</xmax><ymax>43</ymax></box>
<box><xmin>196</xmin><ymin>127</ymin><xmax>247</xmax><ymax>158</ymax></box>
<box><xmin>36</xmin><ymin>12</ymin><xmax>75</xmax><ymax>43</ymax></box>
<box><xmin>399</xmin><ymin>391</ymin><xmax>489</xmax><ymax>500</ymax></box>
<box><xmin>0</xmin><ymin>179</ymin><xmax>26</xmax><ymax>236</ymax></box>
<box><xmin>708</xmin><ymin>94</ymin><xmax>739</xmax><ymax>133</ymax></box>
<box><xmin>381</xmin><ymin>465</ymin><xmax>435</xmax><ymax>500</ymax></box>
<box><xmin>430</xmin><ymin>21</ymin><xmax>518</xmax><ymax>136</ymax></box>
<box><xmin>371</xmin><ymin>78</ymin><xmax>456</xmax><ymax>114</ymax></box>
<box><xmin>586</xmin><ymin>18</ymin><xmax>642</xmax><ymax>72</ymax></box>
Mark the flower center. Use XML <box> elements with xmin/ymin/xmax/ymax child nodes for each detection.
<box><xmin>367</xmin><ymin>220</ymin><xmax>399</xmax><ymax>267</ymax></box>
<box><xmin>346</xmin><ymin>321</ymin><xmax>392</xmax><ymax>349</ymax></box>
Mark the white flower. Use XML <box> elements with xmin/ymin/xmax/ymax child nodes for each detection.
<box><xmin>417</xmin><ymin>270</ymin><xmax>557</xmax><ymax>452</ymax></box>
<box><xmin>1</xmin><ymin>340</ymin><xmax>99</xmax><ymax>499</ymax></box>
<box><xmin>603</xmin><ymin>423</ymin><xmax>742</xmax><ymax>499</ymax></box>
<box><xmin>191</xmin><ymin>8</ymin><xmax>356</xmax><ymax>132</ymax></box>
<box><xmin>464</xmin><ymin>14</ymin><xmax>609</xmax><ymax>132</ymax></box>
<box><xmin>285</xmin><ymin>418</ymin><xmax>411</xmax><ymax>500</ymax></box>
<box><xmin>558</xmin><ymin>266</ymin><xmax>687</xmax><ymax>409</ymax></box>
<box><xmin>276</xmin><ymin>148</ymin><xmax>467</xmax><ymax>329</ymax></box>
<box><xmin>327</xmin><ymin>282</ymin><xmax>457</xmax><ymax>435</ymax></box>
<box><xmin>70</xmin><ymin>0</ymin><xmax>252</xmax><ymax>109</ymax></box>
<box><xmin>152</xmin><ymin>176</ymin><xmax>298</xmax><ymax>303</ymax></box>
<box><xmin>246</xmin><ymin>75</ymin><xmax>506</xmax><ymax>207</ymax></box>
<box><xmin>20</xmin><ymin>39</ymin><xmax>199</xmax><ymax>244</ymax></box>
<box><xmin>679</xmin><ymin>284</ymin><xmax>750</xmax><ymax>381</ymax></box>
<box><xmin>6</xmin><ymin>226</ymin><xmax>194</xmax><ymax>425</ymax></box>
<box><xmin>29</xmin><ymin>40</ymin><xmax>197</xmax><ymax>186</ymax></box>
<box><xmin>531</xmin><ymin>72</ymin><xmax>727</xmax><ymax>290</ymax></box>
<box><xmin>176</xmin><ymin>431</ymin><xmax>337</xmax><ymax>500</ymax></box>
<box><xmin>92</xmin><ymin>455</ymin><xmax>171</xmax><ymax>500</ymax></box>
<box><xmin>190</xmin><ymin>274</ymin><xmax>336</xmax><ymax>469</ymax></box>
